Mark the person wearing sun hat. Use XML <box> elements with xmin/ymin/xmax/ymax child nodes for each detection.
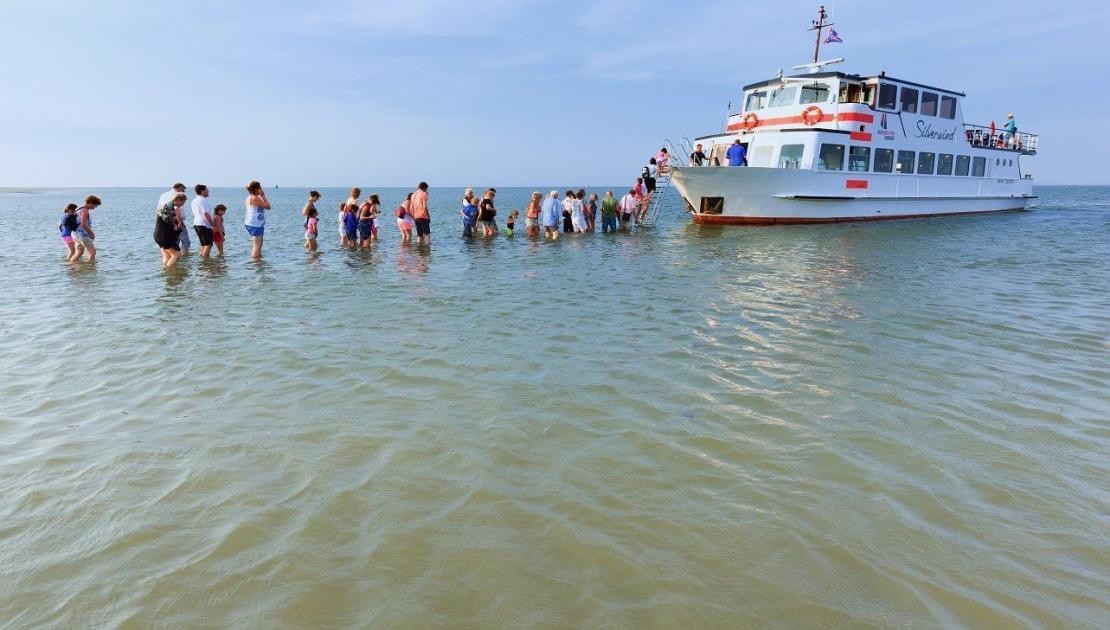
<box><xmin>1004</xmin><ymin>113</ymin><xmax>1017</xmax><ymax>146</ymax></box>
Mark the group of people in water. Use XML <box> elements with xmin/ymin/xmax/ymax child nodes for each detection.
<box><xmin>58</xmin><ymin>163</ymin><xmax>670</xmax><ymax>267</ymax></box>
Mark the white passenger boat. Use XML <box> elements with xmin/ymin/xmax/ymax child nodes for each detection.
<box><xmin>668</xmin><ymin>6</ymin><xmax>1038</xmax><ymax>225</ymax></box>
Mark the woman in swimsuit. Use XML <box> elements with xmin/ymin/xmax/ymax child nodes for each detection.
<box><xmin>396</xmin><ymin>193</ymin><xmax>414</xmax><ymax>243</ymax></box>
<box><xmin>525</xmin><ymin>192</ymin><xmax>542</xmax><ymax>238</ymax></box>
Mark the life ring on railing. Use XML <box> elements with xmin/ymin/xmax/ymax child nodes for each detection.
<box><xmin>801</xmin><ymin>105</ymin><xmax>825</xmax><ymax>126</ymax></box>
<box><xmin>742</xmin><ymin>112</ymin><xmax>759</xmax><ymax>131</ymax></box>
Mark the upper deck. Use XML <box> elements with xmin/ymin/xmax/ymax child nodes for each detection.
<box><xmin>721</xmin><ymin>71</ymin><xmax>1037</xmax><ymax>156</ymax></box>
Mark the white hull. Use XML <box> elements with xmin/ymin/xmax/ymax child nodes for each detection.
<box><xmin>670</xmin><ymin>166</ymin><xmax>1035</xmax><ymax>225</ymax></box>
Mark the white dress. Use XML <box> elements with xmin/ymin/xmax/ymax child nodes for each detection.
<box><xmin>571</xmin><ymin>199</ymin><xmax>588</xmax><ymax>232</ymax></box>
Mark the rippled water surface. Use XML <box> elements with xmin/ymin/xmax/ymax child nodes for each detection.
<box><xmin>1</xmin><ymin>186</ymin><xmax>1107</xmax><ymax>628</ymax></box>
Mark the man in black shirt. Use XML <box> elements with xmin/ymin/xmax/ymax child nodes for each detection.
<box><xmin>690</xmin><ymin>143</ymin><xmax>708</xmax><ymax>166</ymax></box>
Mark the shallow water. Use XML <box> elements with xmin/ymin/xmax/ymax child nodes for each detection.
<box><xmin>0</xmin><ymin>186</ymin><xmax>1107</xmax><ymax>628</ymax></box>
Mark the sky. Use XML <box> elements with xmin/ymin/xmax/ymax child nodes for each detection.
<box><xmin>2</xmin><ymin>0</ymin><xmax>1108</xmax><ymax>187</ymax></box>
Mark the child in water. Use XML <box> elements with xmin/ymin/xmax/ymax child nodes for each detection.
<box><xmin>58</xmin><ymin>203</ymin><xmax>78</xmax><ymax>257</ymax></box>
<box><xmin>304</xmin><ymin>205</ymin><xmax>319</xmax><ymax>251</ymax></box>
<box><xmin>505</xmin><ymin>209</ymin><xmax>519</xmax><ymax>236</ymax></box>
<box><xmin>212</xmin><ymin>204</ymin><xmax>227</xmax><ymax>256</ymax></box>
<box><xmin>342</xmin><ymin>204</ymin><xmax>358</xmax><ymax>246</ymax></box>
<box><xmin>461</xmin><ymin>197</ymin><xmax>478</xmax><ymax>237</ymax></box>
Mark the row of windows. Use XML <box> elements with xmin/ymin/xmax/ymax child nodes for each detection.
<box><xmin>745</xmin><ymin>81</ymin><xmax>959</xmax><ymax>120</ymax></box>
<box><xmin>746</xmin><ymin>81</ymin><xmax>832</xmax><ymax>110</ymax></box>
<box><xmin>809</xmin><ymin>143</ymin><xmax>1007</xmax><ymax>177</ymax></box>
<box><xmin>877</xmin><ymin>84</ymin><xmax>957</xmax><ymax>119</ymax></box>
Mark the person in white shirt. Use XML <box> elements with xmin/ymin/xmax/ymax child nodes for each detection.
<box><xmin>619</xmin><ymin>189</ymin><xmax>638</xmax><ymax>231</ymax></box>
<box><xmin>191</xmin><ymin>184</ymin><xmax>216</xmax><ymax>257</ymax></box>
<box><xmin>157</xmin><ymin>183</ymin><xmax>190</xmax><ymax>254</ymax></box>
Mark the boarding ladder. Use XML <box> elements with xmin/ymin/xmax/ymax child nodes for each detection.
<box><xmin>640</xmin><ymin>138</ymin><xmax>692</xmax><ymax>227</ymax></box>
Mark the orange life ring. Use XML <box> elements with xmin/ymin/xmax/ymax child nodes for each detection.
<box><xmin>801</xmin><ymin>105</ymin><xmax>824</xmax><ymax>126</ymax></box>
<box><xmin>742</xmin><ymin>112</ymin><xmax>759</xmax><ymax>131</ymax></box>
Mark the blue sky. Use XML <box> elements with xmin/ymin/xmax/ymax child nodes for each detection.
<box><xmin>2</xmin><ymin>0</ymin><xmax>1107</xmax><ymax>186</ymax></box>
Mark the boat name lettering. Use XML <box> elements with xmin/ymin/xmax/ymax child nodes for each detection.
<box><xmin>915</xmin><ymin>120</ymin><xmax>957</xmax><ymax>141</ymax></box>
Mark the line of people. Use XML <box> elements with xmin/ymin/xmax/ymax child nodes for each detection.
<box><xmin>58</xmin><ymin>179</ymin><xmax>659</xmax><ymax>267</ymax></box>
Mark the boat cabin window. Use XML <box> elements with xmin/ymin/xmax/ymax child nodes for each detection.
<box><xmin>920</xmin><ymin>92</ymin><xmax>938</xmax><ymax>116</ymax></box>
<box><xmin>874</xmin><ymin>148</ymin><xmax>894</xmax><ymax>173</ymax></box>
<box><xmin>939</xmin><ymin>96</ymin><xmax>957</xmax><ymax>119</ymax></box>
<box><xmin>955</xmin><ymin>155</ymin><xmax>971</xmax><ymax>176</ymax></box>
<box><xmin>778</xmin><ymin>144</ymin><xmax>805</xmax><ymax>169</ymax></box>
<box><xmin>937</xmin><ymin>153</ymin><xmax>954</xmax><ymax>175</ymax></box>
<box><xmin>769</xmin><ymin>85</ymin><xmax>798</xmax><ymax>107</ymax></box>
<box><xmin>972</xmin><ymin>156</ymin><xmax>987</xmax><ymax>177</ymax></box>
<box><xmin>745</xmin><ymin>90</ymin><xmax>768</xmax><ymax>111</ymax></box>
<box><xmin>848</xmin><ymin>147</ymin><xmax>870</xmax><ymax>171</ymax></box>
<box><xmin>818</xmin><ymin>143</ymin><xmax>845</xmax><ymax>170</ymax></box>
<box><xmin>899</xmin><ymin>87</ymin><xmax>918</xmax><ymax>114</ymax></box>
<box><xmin>800</xmin><ymin>82</ymin><xmax>831</xmax><ymax>104</ymax></box>
<box><xmin>750</xmin><ymin>145</ymin><xmax>774</xmax><ymax>167</ymax></box>
<box><xmin>917</xmin><ymin>152</ymin><xmax>936</xmax><ymax>174</ymax></box>
<box><xmin>839</xmin><ymin>82</ymin><xmax>865</xmax><ymax>104</ymax></box>
<box><xmin>877</xmin><ymin>83</ymin><xmax>898</xmax><ymax>110</ymax></box>
<box><xmin>896</xmin><ymin>150</ymin><xmax>915</xmax><ymax>173</ymax></box>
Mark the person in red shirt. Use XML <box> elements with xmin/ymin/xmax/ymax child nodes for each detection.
<box><xmin>410</xmin><ymin>181</ymin><xmax>431</xmax><ymax>245</ymax></box>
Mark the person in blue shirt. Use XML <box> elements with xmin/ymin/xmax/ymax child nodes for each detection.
<box><xmin>726</xmin><ymin>139</ymin><xmax>747</xmax><ymax>166</ymax></box>
<box><xmin>1003</xmin><ymin>113</ymin><xmax>1017</xmax><ymax>147</ymax></box>
<box><xmin>540</xmin><ymin>190</ymin><xmax>562</xmax><ymax>240</ymax></box>
<box><xmin>460</xmin><ymin>198</ymin><xmax>478</xmax><ymax>237</ymax></box>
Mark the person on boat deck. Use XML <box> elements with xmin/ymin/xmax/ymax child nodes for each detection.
<box><xmin>726</xmin><ymin>139</ymin><xmax>747</xmax><ymax>166</ymax></box>
<box><xmin>656</xmin><ymin>147</ymin><xmax>670</xmax><ymax>172</ymax></box>
<box><xmin>690</xmin><ymin>143</ymin><xmax>707</xmax><ymax>166</ymax></box>
<box><xmin>1004</xmin><ymin>113</ymin><xmax>1017</xmax><ymax>145</ymax></box>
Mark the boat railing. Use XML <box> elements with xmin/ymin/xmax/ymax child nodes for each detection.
<box><xmin>963</xmin><ymin>124</ymin><xmax>1037</xmax><ymax>155</ymax></box>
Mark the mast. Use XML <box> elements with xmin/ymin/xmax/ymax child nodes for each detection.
<box><xmin>808</xmin><ymin>5</ymin><xmax>834</xmax><ymax>64</ymax></box>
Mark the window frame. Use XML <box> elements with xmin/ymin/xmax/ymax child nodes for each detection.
<box><xmin>873</xmin><ymin>148</ymin><xmax>894</xmax><ymax>173</ymax></box>
<box><xmin>972</xmin><ymin>156</ymin><xmax>987</xmax><ymax>177</ymax></box>
<box><xmin>848</xmin><ymin>146</ymin><xmax>871</xmax><ymax>172</ymax></box>
<box><xmin>818</xmin><ymin>143</ymin><xmax>846</xmax><ymax>171</ymax></box>
<box><xmin>899</xmin><ymin>87</ymin><xmax>919</xmax><ymax>114</ymax></box>
<box><xmin>877</xmin><ymin>83</ymin><xmax>898</xmax><ymax>110</ymax></box>
<box><xmin>920</xmin><ymin>92</ymin><xmax>939</xmax><ymax>116</ymax></box>
<box><xmin>939</xmin><ymin>95</ymin><xmax>957</xmax><ymax>119</ymax></box>
<box><xmin>896</xmin><ymin>150</ymin><xmax>916</xmax><ymax>174</ymax></box>
<box><xmin>955</xmin><ymin>155</ymin><xmax>971</xmax><ymax>176</ymax></box>
<box><xmin>745</xmin><ymin>90</ymin><xmax>768</xmax><ymax>111</ymax></box>
<box><xmin>769</xmin><ymin>85</ymin><xmax>799</xmax><ymax>108</ymax></box>
<box><xmin>800</xmin><ymin>81</ymin><xmax>832</xmax><ymax>105</ymax></box>
<box><xmin>937</xmin><ymin>153</ymin><xmax>954</xmax><ymax>176</ymax></box>
<box><xmin>777</xmin><ymin>143</ymin><xmax>805</xmax><ymax>169</ymax></box>
<box><xmin>917</xmin><ymin>152</ymin><xmax>936</xmax><ymax>175</ymax></box>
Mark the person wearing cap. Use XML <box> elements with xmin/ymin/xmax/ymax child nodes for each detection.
<box><xmin>540</xmin><ymin>190</ymin><xmax>561</xmax><ymax>240</ymax></box>
<box><xmin>157</xmin><ymin>183</ymin><xmax>190</xmax><ymax>254</ymax></box>
<box><xmin>1004</xmin><ymin>113</ymin><xmax>1017</xmax><ymax>147</ymax></box>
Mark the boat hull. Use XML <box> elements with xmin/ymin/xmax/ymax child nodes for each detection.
<box><xmin>670</xmin><ymin>166</ymin><xmax>1035</xmax><ymax>225</ymax></box>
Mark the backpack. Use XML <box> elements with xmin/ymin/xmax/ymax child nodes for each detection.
<box><xmin>63</xmin><ymin>213</ymin><xmax>79</xmax><ymax>232</ymax></box>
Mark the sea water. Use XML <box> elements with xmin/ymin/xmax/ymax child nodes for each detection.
<box><xmin>0</xmin><ymin>186</ymin><xmax>1107</xmax><ymax>627</ymax></box>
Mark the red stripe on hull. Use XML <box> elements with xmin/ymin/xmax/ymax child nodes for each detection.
<box><xmin>725</xmin><ymin>111</ymin><xmax>877</xmax><ymax>132</ymax></box>
<box><xmin>845</xmin><ymin>179</ymin><xmax>869</xmax><ymax>189</ymax></box>
<box><xmin>849</xmin><ymin>131</ymin><xmax>872</xmax><ymax>141</ymax></box>
<box><xmin>691</xmin><ymin>207</ymin><xmax>1026</xmax><ymax>225</ymax></box>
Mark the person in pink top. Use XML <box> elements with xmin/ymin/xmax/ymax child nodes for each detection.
<box><xmin>410</xmin><ymin>181</ymin><xmax>431</xmax><ymax>245</ymax></box>
<box><xmin>656</xmin><ymin>147</ymin><xmax>670</xmax><ymax>173</ymax></box>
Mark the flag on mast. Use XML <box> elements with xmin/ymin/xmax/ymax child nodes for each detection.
<box><xmin>825</xmin><ymin>28</ymin><xmax>843</xmax><ymax>44</ymax></box>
